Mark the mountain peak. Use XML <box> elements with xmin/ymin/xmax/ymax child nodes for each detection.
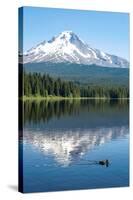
<box><xmin>50</xmin><ymin>31</ymin><xmax>80</xmax><ymax>44</ymax></box>
<box><xmin>24</xmin><ymin>31</ymin><xmax>129</xmax><ymax>68</ymax></box>
<box><xmin>60</xmin><ymin>30</ymin><xmax>74</xmax><ymax>35</ymax></box>
<box><xmin>58</xmin><ymin>30</ymin><xmax>76</xmax><ymax>37</ymax></box>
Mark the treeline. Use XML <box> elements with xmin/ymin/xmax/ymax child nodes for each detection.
<box><xmin>23</xmin><ymin>72</ymin><xmax>129</xmax><ymax>98</ymax></box>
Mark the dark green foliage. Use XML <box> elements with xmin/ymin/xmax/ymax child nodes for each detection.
<box><xmin>23</xmin><ymin>72</ymin><xmax>129</xmax><ymax>98</ymax></box>
<box><xmin>80</xmin><ymin>85</ymin><xmax>129</xmax><ymax>98</ymax></box>
<box><xmin>23</xmin><ymin>72</ymin><xmax>80</xmax><ymax>97</ymax></box>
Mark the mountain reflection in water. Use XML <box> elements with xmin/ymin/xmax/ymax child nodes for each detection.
<box><xmin>22</xmin><ymin>99</ymin><xmax>129</xmax><ymax>167</ymax></box>
<box><xmin>21</xmin><ymin>99</ymin><xmax>129</xmax><ymax>192</ymax></box>
<box><xmin>23</xmin><ymin>126</ymin><xmax>128</xmax><ymax>166</ymax></box>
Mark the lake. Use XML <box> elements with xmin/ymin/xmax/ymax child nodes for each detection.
<box><xmin>20</xmin><ymin>99</ymin><xmax>129</xmax><ymax>193</ymax></box>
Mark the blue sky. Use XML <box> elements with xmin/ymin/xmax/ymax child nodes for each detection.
<box><xmin>21</xmin><ymin>7</ymin><xmax>129</xmax><ymax>60</ymax></box>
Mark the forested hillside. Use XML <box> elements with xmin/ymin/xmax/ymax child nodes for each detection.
<box><xmin>23</xmin><ymin>72</ymin><xmax>129</xmax><ymax>98</ymax></box>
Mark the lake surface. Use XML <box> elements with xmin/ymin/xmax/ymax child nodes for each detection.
<box><xmin>20</xmin><ymin>99</ymin><xmax>129</xmax><ymax>193</ymax></box>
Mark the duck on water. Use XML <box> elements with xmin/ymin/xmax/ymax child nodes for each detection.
<box><xmin>98</xmin><ymin>160</ymin><xmax>109</xmax><ymax>167</ymax></box>
<box><xmin>70</xmin><ymin>159</ymin><xmax>110</xmax><ymax>167</ymax></box>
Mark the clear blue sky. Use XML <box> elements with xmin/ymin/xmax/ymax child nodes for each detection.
<box><xmin>21</xmin><ymin>6</ymin><xmax>129</xmax><ymax>60</ymax></box>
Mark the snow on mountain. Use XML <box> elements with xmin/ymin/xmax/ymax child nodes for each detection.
<box><xmin>23</xmin><ymin>31</ymin><xmax>129</xmax><ymax>68</ymax></box>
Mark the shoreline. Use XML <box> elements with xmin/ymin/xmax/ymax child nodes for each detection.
<box><xmin>20</xmin><ymin>96</ymin><xmax>129</xmax><ymax>101</ymax></box>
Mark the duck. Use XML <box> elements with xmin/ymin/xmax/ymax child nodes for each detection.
<box><xmin>98</xmin><ymin>159</ymin><xmax>109</xmax><ymax>167</ymax></box>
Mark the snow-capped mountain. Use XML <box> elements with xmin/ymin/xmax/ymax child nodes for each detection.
<box><xmin>24</xmin><ymin>31</ymin><xmax>129</xmax><ymax>68</ymax></box>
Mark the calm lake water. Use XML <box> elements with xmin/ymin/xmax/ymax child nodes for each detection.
<box><xmin>20</xmin><ymin>99</ymin><xmax>129</xmax><ymax>193</ymax></box>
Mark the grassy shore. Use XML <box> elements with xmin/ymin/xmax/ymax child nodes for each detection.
<box><xmin>20</xmin><ymin>95</ymin><xmax>129</xmax><ymax>101</ymax></box>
